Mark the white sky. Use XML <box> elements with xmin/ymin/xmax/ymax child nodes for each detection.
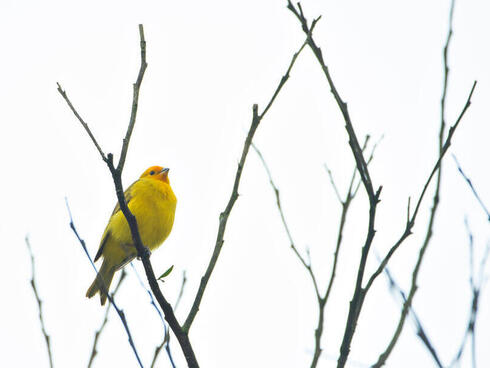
<box><xmin>1</xmin><ymin>0</ymin><xmax>489</xmax><ymax>367</ymax></box>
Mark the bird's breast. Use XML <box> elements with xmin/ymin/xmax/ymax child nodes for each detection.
<box><xmin>128</xmin><ymin>180</ymin><xmax>177</xmax><ymax>250</ymax></box>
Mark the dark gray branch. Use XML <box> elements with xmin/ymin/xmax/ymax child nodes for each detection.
<box><xmin>379</xmin><ymin>256</ymin><xmax>443</xmax><ymax>368</ymax></box>
<box><xmin>366</xmin><ymin>81</ymin><xmax>477</xmax><ymax>294</ymax></box>
<box><xmin>252</xmin><ymin>143</ymin><xmax>321</xmax><ymax>300</ymax></box>
<box><xmin>65</xmin><ymin>200</ymin><xmax>144</xmax><ymax>368</ymax></box>
<box><xmin>59</xmin><ymin>25</ymin><xmax>198</xmax><ymax>367</ymax></box>
<box><xmin>151</xmin><ymin>271</ymin><xmax>187</xmax><ymax>368</ymax></box>
<box><xmin>372</xmin><ymin>3</ymin><xmax>472</xmax><ymax>364</ymax></box>
<box><xmin>129</xmin><ymin>263</ymin><xmax>176</xmax><ymax>368</ymax></box>
<box><xmin>118</xmin><ymin>24</ymin><xmax>147</xmax><ymax>171</ymax></box>
<box><xmin>286</xmin><ymin>4</ymin><xmax>381</xmax><ymax>366</ymax></box>
<box><xmin>88</xmin><ymin>270</ymin><xmax>127</xmax><ymax>368</ymax></box>
<box><xmin>56</xmin><ymin>84</ymin><xmax>107</xmax><ymax>163</ymax></box>
<box><xmin>253</xmin><ymin>135</ymin><xmax>378</xmax><ymax>368</ymax></box>
<box><xmin>101</xmin><ymin>25</ymin><xmax>198</xmax><ymax>366</ymax></box>
<box><xmin>182</xmin><ymin>39</ymin><xmax>308</xmax><ymax>333</ymax></box>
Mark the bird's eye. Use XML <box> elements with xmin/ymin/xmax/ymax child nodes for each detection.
<box><xmin>150</xmin><ymin>170</ymin><xmax>155</xmax><ymax>175</ymax></box>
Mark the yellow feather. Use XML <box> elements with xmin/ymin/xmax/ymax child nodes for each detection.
<box><xmin>86</xmin><ymin>166</ymin><xmax>177</xmax><ymax>305</ymax></box>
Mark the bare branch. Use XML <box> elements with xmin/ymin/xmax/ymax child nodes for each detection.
<box><xmin>323</xmin><ymin>163</ymin><xmax>343</xmax><ymax>204</ymax></box>
<box><xmin>130</xmin><ymin>263</ymin><xmax>165</xmax><ymax>325</ymax></box>
<box><xmin>440</xmin><ymin>0</ymin><xmax>455</xmax><ymax>150</ymax></box>
<box><xmin>378</xmin><ymin>255</ymin><xmax>443</xmax><ymax>368</ymax></box>
<box><xmin>65</xmin><ymin>200</ymin><xmax>144</xmax><ymax>368</ymax></box>
<box><xmin>58</xmin><ymin>25</ymin><xmax>199</xmax><ymax>367</ymax></box>
<box><xmin>287</xmin><ymin>4</ymin><xmax>382</xmax><ymax>366</ymax></box>
<box><xmin>323</xmin><ymin>135</ymin><xmax>375</xmax><ymax>302</ymax></box>
<box><xmin>366</xmin><ymin>81</ymin><xmax>477</xmax><ymax>294</ymax></box>
<box><xmin>183</xmin><ymin>39</ymin><xmax>308</xmax><ymax>333</ymax></box>
<box><xmin>315</xmin><ymin>136</ymin><xmax>378</xmax><ymax>367</ymax></box>
<box><xmin>453</xmin><ymin>155</ymin><xmax>490</xmax><ymax>222</ymax></box>
<box><xmin>372</xmin><ymin>4</ymin><xmax>471</xmax><ymax>365</ymax></box>
<box><xmin>25</xmin><ymin>236</ymin><xmax>54</xmax><ymax>368</ymax></box>
<box><xmin>88</xmin><ymin>270</ymin><xmax>127</xmax><ymax>368</ymax></box>
<box><xmin>253</xmin><ymin>136</ymin><xmax>377</xmax><ymax>367</ymax></box>
<box><xmin>57</xmin><ymin>83</ymin><xmax>108</xmax><ymax>163</ymax></box>
<box><xmin>130</xmin><ymin>262</ymin><xmax>178</xmax><ymax>368</ymax></box>
<box><xmin>450</xmin><ymin>220</ymin><xmax>489</xmax><ymax>368</ymax></box>
<box><xmin>287</xmin><ymin>2</ymin><xmax>376</xmax><ymax>205</ymax></box>
<box><xmin>151</xmin><ymin>271</ymin><xmax>187</xmax><ymax>368</ymax></box>
<box><xmin>352</xmin><ymin>135</ymin><xmax>383</xmax><ymax>197</ymax></box>
<box><xmin>175</xmin><ymin>271</ymin><xmax>187</xmax><ymax>310</ymax></box>
<box><xmin>322</xmin><ymin>161</ymin><xmax>361</xmax><ymax>300</ymax></box>
<box><xmin>410</xmin><ymin>80</ymin><xmax>476</xmax><ymax>223</ymax></box>
<box><xmin>252</xmin><ymin>143</ymin><xmax>321</xmax><ymax>300</ymax></box>
<box><xmin>151</xmin><ymin>329</ymin><xmax>172</xmax><ymax>368</ymax></box>
<box><xmin>117</xmin><ymin>24</ymin><xmax>148</xmax><ymax>172</ymax></box>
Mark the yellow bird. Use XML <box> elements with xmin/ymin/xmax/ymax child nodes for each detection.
<box><xmin>86</xmin><ymin>165</ymin><xmax>177</xmax><ymax>305</ymax></box>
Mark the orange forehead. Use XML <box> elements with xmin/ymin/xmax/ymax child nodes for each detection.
<box><xmin>140</xmin><ymin>166</ymin><xmax>164</xmax><ymax>178</ymax></box>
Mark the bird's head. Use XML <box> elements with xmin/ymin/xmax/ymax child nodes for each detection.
<box><xmin>140</xmin><ymin>166</ymin><xmax>170</xmax><ymax>184</ymax></box>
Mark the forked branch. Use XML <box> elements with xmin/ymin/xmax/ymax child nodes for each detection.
<box><xmin>65</xmin><ymin>200</ymin><xmax>144</xmax><ymax>368</ymax></box>
<box><xmin>287</xmin><ymin>3</ymin><xmax>381</xmax><ymax>366</ymax></box>
<box><xmin>58</xmin><ymin>25</ymin><xmax>198</xmax><ymax>368</ymax></box>
<box><xmin>253</xmin><ymin>136</ymin><xmax>380</xmax><ymax>368</ymax></box>
<box><xmin>182</xmin><ymin>39</ymin><xmax>309</xmax><ymax>333</ymax></box>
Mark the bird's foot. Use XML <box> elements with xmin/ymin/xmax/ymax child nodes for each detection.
<box><xmin>137</xmin><ymin>246</ymin><xmax>152</xmax><ymax>260</ymax></box>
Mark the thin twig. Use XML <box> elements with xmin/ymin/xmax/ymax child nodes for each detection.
<box><xmin>65</xmin><ymin>200</ymin><xmax>144</xmax><ymax>368</ymax></box>
<box><xmin>323</xmin><ymin>136</ymin><xmax>371</xmax><ymax>207</ymax></box>
<box><xmin>151</xmin><ymin>330</ymin><xmax>172</xmax><ymax>368</ymax></box>
<box><xmin>175</xmin><ymin>271</ymin><xmax>187</xmax><ymax>310</ymax></box>
<box><xmin>56</xmin><ymin>84</ymin><xmax>107</xmax><ymax>163</ymax></box>
<box><xmin>182</xmin><ymin>39</ymin><xmax>309</xmax><ymax>334</ymax></box>
<box><xmin>372</xmin><ymin>3</ymin><xmax>463</xmax><ymax>364</ymax></box>
<box><xmin>252</xmin><ymin>143</ymin><xmax>321</xmax><ymax>300</ymax></box>
<box><xmin>450</xmin><ymin>219</ymin><xmax>489</xmax><ymax>368</ymax></box>
<box><xmin>131</xmin><ymin>263</ymin><xmax>165</xmax><ymax>325</ymax></box>
<box><xmin>452</xmin><ymin>155</ymin><xmax>490</xmax><ymax>222</ymax></box>
<box><xmin>151</xmin><ymin>271</ymin><xmax>187</xmax><ymax>368</ymax></box>
<box><xmin>323</xmin><ymin>163</ymin><xmax>343</xmax><ymax>204</ymax></box>
<box><xmin>366</xmin><ymin>81</ymin><xmax>476</xmax><ymax>294</ymax></box>
<box><xmin>378</xmin><ymin>255</ymin><xmax>443</xmax><ymax>368</ymax></box>
<box><xmin>25</xmin><ymin>236</ymin><xmax>54</xmax><ymax>368</ymax></box>
<box><xmin>316</xmin><ymin>137</ymin><xmax>375</xmax><ymax>368</ymax></box>
<box><xmin>88</xmin><ymin>270</ymin><xmax>127</xmax><ymax>368</ymax></box>
<box><xmin>286</xmin><ymin>4</ymin><xmax>381</xmax><ymax>366</ymax></box>
<box><xmin>252</xmin><ymin>143</ymin><xmax>320</xmax><ymax>365</ymax></box>
<box><xmin>253</xmin><ymin>136</ymin><xmax>378</xmax><ymax>368</ymax></box>
<box><xmin>287</xmin><ymin>3</ymin><xmax>376</xmax><ymax>204</ymax></box>
<box><xmin>130</xmin><ymin>264</ymin><xmax>178</xmax><ymax>368</ymax></box>
<box><xmin>117</xmin><ymin>24</ymin><xmax>147</xmax><ymax>172</ymax></box>
<box><xmin>352</xmin><ymin>135</ymin><xmax>383</xmax><ymax>198</ymax></box>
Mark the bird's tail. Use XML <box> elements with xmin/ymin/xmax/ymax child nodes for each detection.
<box><xmin>86</xmin><ymin>259</ymin><xmax>116</xmax><ymax>306</ymax></box>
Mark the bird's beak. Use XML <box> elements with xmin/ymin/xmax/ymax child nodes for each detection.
<box><xmin>161</xmin><ymin>168</ymin><xmax>169</xmax><ymax>173</ymax></box>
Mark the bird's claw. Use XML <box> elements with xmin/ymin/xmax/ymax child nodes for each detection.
<box><xmin>137</xmin><ymin>247</ymin><xmax>151</xmax><ymax>260</ymax></box>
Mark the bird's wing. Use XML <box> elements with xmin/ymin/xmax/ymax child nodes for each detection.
<box><xmin>93</xmin><ymin>182</ymin><xmax>136</xmax><ymax>262</ymax></box>
<box><xmin>110</xmin><ymin>182</ymin><xmax>135</xmax><ymax>216</ymax></box>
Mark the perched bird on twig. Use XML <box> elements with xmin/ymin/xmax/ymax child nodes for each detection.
<box><xmin>86</xmin><ymin>166</ymin><xmax>177</xmax><ymax>305</ymax></box>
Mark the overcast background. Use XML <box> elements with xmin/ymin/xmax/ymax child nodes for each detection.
<box><xmin>1</xmin><ymin>0</ymin><xmax>489</xmax><ymax>367</ymax></box>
